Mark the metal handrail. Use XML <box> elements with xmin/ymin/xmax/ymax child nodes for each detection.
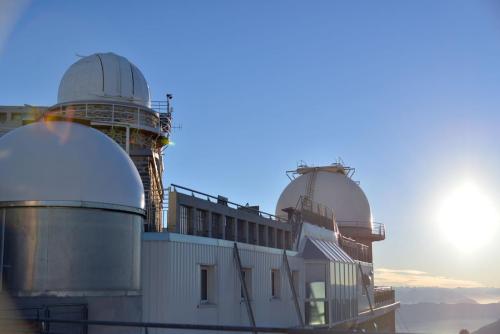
<box><xmin>374</xmin><ymin>287</ymin><xmax>396</xmax><ymax>308</ymax></box>
<box><xmin>298</xmin><ymin>196</ymin><xmax>335</xmax><ymax>220</ymax></box>
<box><xmin>47</xmin><ymin>101</ymin><xmax>172</xmax><ymax>135</ymax></box>
<box><xmin>169</xmin><ymin>184</ymin><xmax>287</xmax><ymax>223</ymax></box>
<box><xmin>335</xmin><ymin>221</ymin><xmax>386</xmax><ymax>236</ymax></box>
<box><xmin>371</xmin><ymin>222</ymin><xmax>385</xmax><ymax>237</ymax></box>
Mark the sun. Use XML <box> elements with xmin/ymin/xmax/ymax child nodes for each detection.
<box><xmin>437</xmin><ymin>181</ymin><xmax>498</xmax><ymax>251</ymax></box>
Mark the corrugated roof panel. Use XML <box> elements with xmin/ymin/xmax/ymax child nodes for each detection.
<box><xmin>306</xmin><ymin>237</ymin><xmax>355</xmax><ymax>263</ymax></box>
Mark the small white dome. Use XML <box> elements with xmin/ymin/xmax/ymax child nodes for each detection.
<box><xmin>276</xmin><ymin>170</ymin><xmax>371</xmax><ymax>229</ymax></box>
<box><xmin>57</xmin><ymin>52</ymin><xmax>151</xmax><ymax>108</ymax></box>
<box><xmin>0</xmin><ymin>121</ymin><xmax>145</xmax><ymax>209</ymax></box>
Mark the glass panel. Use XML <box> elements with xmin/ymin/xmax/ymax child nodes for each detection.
<box><xmin>306</xmin><ymin>263</ymin><xmax>326</xmax><ymax>299</ymax></box>
<box><xmin>305</xmin><ymin>301</ymin><xmax>329</xmax><ymax>325</ymax></box>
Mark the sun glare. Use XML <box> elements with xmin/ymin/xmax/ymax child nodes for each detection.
<box><xmin>437</xmin><ymin>181</ymin><xmax>498</xmax><ymax>251</ymax></box>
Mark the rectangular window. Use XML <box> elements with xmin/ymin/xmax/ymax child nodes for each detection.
<box><xmin>306</xmin><ymin>263</ymin><xmax>326</xmax><ymax>300</ymax></box>
<box><xmin>258</xmin><ymin>225</ymin><xmax>266</xmax><ymax>246</ymax></box>
<box><xmin>240</xmin><ymin>268</ymin><xmax>252</xmax><ymax>300</ymax></box>
<box><xmin>211</xmin><ymin>213</ymin><xmax>222</xmax><ymax>239</ymax></box>
<box><xmin>225</xmin><ymin>217</ymin><xmax>235</xmax><ymax>241</ymax></box>
<box><xmin>305</xmin><ymin>263</ymin><xmax>328</xmax><ymax>325</ymax></box>
<box><xmin>200</xmin><ymin>266</ymin><xmax>209</xmax><ymax>303</ymax></box>
<box><xmin>200</xmin><ymin>265</ymin><xmax>215</xmax><ymax>304</ymax></box>
<box><xmin>277</xmin><ymin>229</ymin><xmax>283</xmax><ymax>249</ymax></box>
<box><xmin>268</xmin><ymin>228</ymin><xmax>275</xmax><ymax>248</ymax></box>
<box><xmin>196</xmin><ymin>210</ymin><xmax>208</xmax><ymax>237</ymax></box>
<box><xmin>248</xmin><ymin>222</ymin><xmax>257</xmax><ymax>244</ymax></box>
<box><xmin>237</xmin><ymin>219</ymin><xmax>247</xmax><ymax>243</ymax></box>
<box><xmin>179</xmin><ymin>205</ymin><xmax>191</xmax><ymax>234</ymax></box>
<box><xmin>271</xmin><ymin>269</ymin><xmax>281</xmax><ymax>298</ymax></box>
<box><xmin>10</xmin><ymin>112</ymin><xmax>23</xmax><ymax>121</ymax></box>
<box><xmin>0</xmin><ymin>113</ymin><xmax>6</xmax><ymax>123</ymax></box>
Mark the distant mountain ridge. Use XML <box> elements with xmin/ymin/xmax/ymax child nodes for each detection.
<box><xmin>474</xmin><ymin>318</ymin><xmax>500</xmax><ymax>334</ymax></box>
<box><xmin>398</xmin><ymin>303</ymin><xmax>500</xmax><ymax>334</ymax></box>
<box><xmin>399</xmin><ymin>303</ymin><xmax>500</xmax><ymax>321</ymax></box>
<box><xmin>396</xmin><ymin>287</ymin><xmax>500</xmax><ymax>304</ymax></box>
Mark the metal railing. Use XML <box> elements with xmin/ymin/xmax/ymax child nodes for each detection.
<box><xmin>298</xmin><ymin>196</ymin><xmax>335</xmax><ymax>221</ymax></box>
<box><xmin>47</xmin><ymin>101</ymin><xmax>172</xmax><ymax>135</ymax></box>
<box><xmin>338</xmin><ymin>236</ymin><xmax>370</xmax><ymax>262</ymax></box>
<box><xmin>371</xmin><ymin>222</ymin><xmax>385</xmax><ymax>238</ymax></box>
<box><xmin>170</xmin><ymin>184</ymin><xmax>287</xmax><ymax>223</ymax></box>
<box><xmin>374</xmin><ymin>286</ymin><xmax>396</xmax><ymax>308</ymax></box>
<box><xmin>151</xmin><ymin>100</ymin><xmax>172</xmax><ymax>134</ymax></box>
<box><xmin>335</xmin><ymin>220</ymin><xmax>386</xmax><ymax>238</ymax></box>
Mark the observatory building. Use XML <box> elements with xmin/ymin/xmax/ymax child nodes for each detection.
<box><xmin>1</xmin><ymin>52</ymin><xmax>171</xmax><ymax>232</ymax></box>
<box><xmin>0</xmin><ymin>53</ymin><xmax>398</xmax><ymax>333</ymax></box>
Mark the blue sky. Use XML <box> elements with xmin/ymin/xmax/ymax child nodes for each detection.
<box><xmin>2</xmin><ymin>0</ymin><xmax>500</xmax><ymax>287</ymax></box>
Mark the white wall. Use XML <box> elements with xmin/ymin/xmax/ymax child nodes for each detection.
<box><xmin>142</xmin><ymin>233</ymin><xmax>304</xmax><ymax>332</ymax></box>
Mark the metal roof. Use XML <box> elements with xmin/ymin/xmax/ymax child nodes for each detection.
<box><xmin>303</xmin><ymin>237</ymin><xmax>355</xmax><ymax>263</ymax></box>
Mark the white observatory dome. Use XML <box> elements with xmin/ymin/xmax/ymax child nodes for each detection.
<box><xmin>57</xmin><ymin>52</ymin><xmax>151</xmax><ymax>108</ymax></box>
<box><xmin>275</xmin><ymin>169</ymin><xmax>372</xmax><ymax>229</ymax></box>
<box><xmin>0</xmin><ymin>121</ymin><xmax>145</xmax><ymax>209</ymax></box>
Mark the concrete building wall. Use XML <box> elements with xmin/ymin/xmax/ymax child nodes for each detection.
<box><xmin>142</xmin><ymin>233</ymin><xmax>304</xmax><ymax>331</ymax></box>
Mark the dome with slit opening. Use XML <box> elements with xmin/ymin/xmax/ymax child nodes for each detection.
<box><xmin>57</xmin><ymin>52</ymin><xmax>151</xmax><ymax>108</ymax></box>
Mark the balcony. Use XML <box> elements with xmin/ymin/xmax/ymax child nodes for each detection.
<box><xmin>371</xmin><ymin>222</ymin><xmax>386</xmax><ymax>239</ymax></box>
<box><xmin>46</xmin><ymin>100</ymin><xmax>172</xmax><ymax>136</ymax></box>
<box><xmin>374</xmin><ymin>286</ymin><xmax>396</xmax><ymax>308</ymax></box>
<box><xmin>337</xmin><ymin>221</ymin><xmax>386</xmax><ymax>241</ymax></box>
<box><xmin>338</xmin><ymin>236</ymin><xmax>371</xmax><ymax>262</ymax></box>
<box><xmin>150</xmin><ymin>100</ymin><xmax>172</xmax><ymax>134</ymax></box>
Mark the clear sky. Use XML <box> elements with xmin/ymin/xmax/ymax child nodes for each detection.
<box><xmin>2</xmin><ymin>0</ymin><xmax>500</xmax><ymax>288</ymax></box>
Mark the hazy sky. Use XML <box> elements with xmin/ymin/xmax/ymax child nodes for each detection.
<box><xmin>2</xmin><ymin>0</ymin><xmax>500</xmax><ymax>288</ymax></box>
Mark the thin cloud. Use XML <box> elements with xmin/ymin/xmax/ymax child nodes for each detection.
<box><xmin>0</xmin><ymin>0</ymin><xmax>31</xmax><ymax>55</ymax></box>
<box><xmin>375</xmin><ymin>268</ymin><xmax>485</xmax><ymax>288</ymax></box>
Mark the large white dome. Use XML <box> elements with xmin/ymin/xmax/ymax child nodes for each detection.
<box><xmin>275</xmin><ymin>170</ymin><xmax>371</xmax><ymax>229</ymax></box>
<box><xmin>57</xmin><ymin>52</ymin><xmax>151</xmax><ymax>108</ymax></box>
<box><xmin>0</xmin><ymin>121</ymin><xmax>145</xmax><ymax>209</ymax></box>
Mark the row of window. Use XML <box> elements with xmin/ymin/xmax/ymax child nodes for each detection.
<box><xmin>199</xmin><ymin>262</ymin><xmax>360</xmax><ymax>326</ymax></box>
<box><xmin>179</xmin><ymin>205</ymin><xmax>292</xmax><ymax>249</ymax></box>
<box><xmin>199</xmin><ymin>265</ymin><xmax>300</xmax><ymax>304</ymax></box>
<box><xmin>0</xmin><ymin>112</ymin><xmax>24</xmax><ymax>123</ymax></box>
